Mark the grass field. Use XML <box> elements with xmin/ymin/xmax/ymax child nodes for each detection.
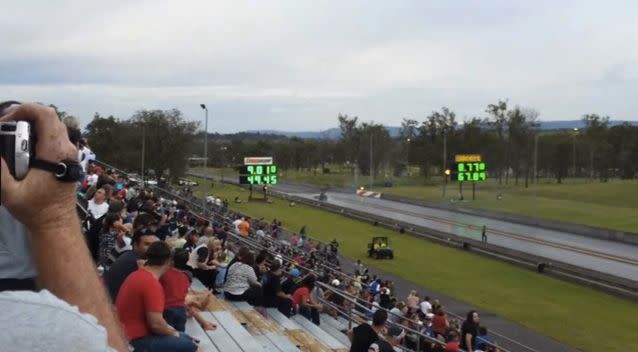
<box><xmin>195</xmin><ymin>167</ymin><xmax>638</xmax><ymax>233</ymax></box>
<box><xmin>190</xmin><ymin>177</ymin><xmax>638</xmax><ymax>352</ymax></box>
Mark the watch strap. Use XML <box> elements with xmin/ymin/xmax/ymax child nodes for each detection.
<box><xmin>31</xmin><ymin>159</ymin><xmax>85</xmax><ymax>183</ymax></box>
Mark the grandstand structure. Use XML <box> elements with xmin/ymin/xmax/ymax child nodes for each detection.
<box><xmin>90</xmin><ymin>160</ymin><xmax>511</xmax><ymax>352</ymax></box>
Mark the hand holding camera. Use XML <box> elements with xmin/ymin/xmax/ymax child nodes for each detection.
<box><xmin>0</xmin><ymin>103</ymin><xmax>81</xmax><ymax>230</ymax></box>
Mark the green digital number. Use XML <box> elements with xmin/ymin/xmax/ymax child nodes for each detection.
<box><xmin>473</xmin><ymin>172</ymin><xmax>479</xmax><ymax>181</ymax></box>
<box><xmin>458</xmin><ymin>173</ymin><xmax>465</xmax><ymax>181</ymax></box>
<box><xmin>458</xmin><ymin>163</ymin><xmax>465</xmax><ymax>172</ymax></box>
<box><xmin>479</xmin><ymin>162</ymin><xmax>485</xmax><ymax>171</ymax></box>
<box><xmin>271</xmin><ymin>175</ymin><xmax>278</xmax><ymax>184</ymax></box>
<box><xmin>256</xmin><ymin>165</ymin><xmax>263</xmax><ymax>175</ymax></box>
<box><xmin>248</xmin><ymin>175</ymin><xmax>254</xmax><ymax>184</ymax></box>
<box><xmin>247</xmin><ymin>165</ymin><xmax>254</xmax><ymax>174</ymax></box>
<box><xmin>479</xmin><ymin>172</ymin><xmax>486</xmax><ymax>180</ymax></box>
<box><xmin>263</xmin><ymin>175</ymin><xmax>270</xmax><ymax>183</ymax></box>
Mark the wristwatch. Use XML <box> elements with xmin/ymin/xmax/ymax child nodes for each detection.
<box><xmin>31</xmin><ymin>159</ymin><xmax>85</xmax><ymax>183</ymax></box>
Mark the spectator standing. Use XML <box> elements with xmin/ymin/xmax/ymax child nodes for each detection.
<box><xmin>116</xmin><ymin>241</ymin><xmax>197</xmax><ymax>351</ymax></box>
<box><xmin>460</xmin><ymin>310</ymin><xmax>480</xmax><ymax>352</ymax></box>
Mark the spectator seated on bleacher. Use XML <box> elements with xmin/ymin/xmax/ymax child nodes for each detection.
<box><xmin>116</xmin><ymin>241</ymin><xmax>198</xmax><ymax>352</ymax></box>
<box><xmin>292</xmin><ymin>274</ymin><xmax>322</xmax><ymax>325</ymax></box>
<box><xmin>186</xmin><ymin>237</ymin><xmax>219</xmax><ymax>291</ymax></box>
<box><xmin>223</xmin><ymin>248</ymin><xmax>263</xmax><ymax>306</ymax></box>
<box><xmin>348</xmin><ymin>309</ymin><xmax>389</xmax><ymax>352</ymax></box>
<box><xmin>262</xmin><ymin>260</ymin><xmax>294</xmax><ymax>317</ymax></box>
<box><xmin>104</xmin><ymin>228</ymin><xmax>159</xmax><ymax>302</ymax></box>
<box><xmin>160</xmin><ymin>249</ymin><xmax>218</xmax><ymax>333</ymax></box>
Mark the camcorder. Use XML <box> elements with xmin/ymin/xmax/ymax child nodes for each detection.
<box><xmin>0</xmin><ymin>120</ymin><xmax>33</xmax><ymax>180</ymax></box>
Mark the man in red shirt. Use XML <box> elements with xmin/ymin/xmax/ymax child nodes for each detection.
<box><xmin>116</xmin><ymin>241</ymin><xmax>197</xmax><ymax>352</ymax></box>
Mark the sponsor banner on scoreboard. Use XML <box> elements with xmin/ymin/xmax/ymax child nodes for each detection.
<box><xmin>243</xmin><ymin>156</ymin><xmax>273</xmax><ymax>165</ymax></box>
<box><xmin>454</xmin><ymin>154</ymin><xmax>481</xmax><ymax>163</ymax></box>
<box><xmin>356</xmin><ymin>189</ymin><xmax>382</xmax><ymax>198</ymax></box>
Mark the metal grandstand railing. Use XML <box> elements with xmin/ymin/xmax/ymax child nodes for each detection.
<box><xmin>91</xmin><ymin>160</ymin><xmax>533</xmax><ymax>352</ymax></box>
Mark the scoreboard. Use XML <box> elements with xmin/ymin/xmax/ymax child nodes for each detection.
<box><xmin>239</xmin><ymin>164</ymin><xmax>279</xmax><ymax>185</ymax></box>
<box><xmin>453</xmin><ymin>154</ymin><xmax>487</xmax><ymax>182</ymax></box>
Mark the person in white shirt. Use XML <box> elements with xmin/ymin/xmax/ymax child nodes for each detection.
<box><xmin>78</xmin><ymin>139</ymin><xmax>96</xmax><ymax>172</ymax></box>
<box><xmin>420</xmin><ymin>296</ymin><xmax>432</xmax><ymax>315</ymax></box>
<box><xmin>88</xmin><ymin>188</ymin><xmax>109</xmax><ymax>219</ymax></box>
<box><xmin>232</xmin><ymin>217</ymin><xmax>243</xmax><ymax>232</ymax></box>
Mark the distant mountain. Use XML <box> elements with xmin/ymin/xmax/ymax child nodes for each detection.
<box><xmin>245</xmin><ymin>120</ymin><xmax>637</xmax><ymax>139</ymax></box>
<box><xmin>538</xmin><ymin>120</ymin><xmax>638</xmax><ymax>130</ymax></box>
<box><xmin>246</xmin><ymin>127</ymin><xmax>402</xmax><ymax>139</ymax></box>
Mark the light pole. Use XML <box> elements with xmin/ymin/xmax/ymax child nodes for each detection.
<box><xmin>369</xmin><ymin>134</ymin><xmax>373</xmax><ymax>190</ymax></box>
<box><xmin>200</xmin><ymin>104</ymin><xmax>208</xmax><ymax>212</ymax></box>
<box><xmin>220</xmin><ymin>146</ymin><xmax>227</xmax><ymax>182</ymax></box>
<box><xmin>406</xmin><ymin>138</ymin><xmax>411</xmax><ymax>176</ymax></box>
<box><xmin>533</xmin><ymin>133</ymin><xmax>538</xmax><ymax>184</ymax></box>
<box><xmin>442</xmin><ymin>130</ymin><xmax>448</xmax><ymax>198</ymax></box>
<box><xmin>572</xmin><ymin>128</ymin><xmax>579</xmax><ymax>178</ymax></box>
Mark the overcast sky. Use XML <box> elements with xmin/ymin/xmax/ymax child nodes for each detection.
<box><xmin>1</xmin><ymin>0</ymin><xmax>637</xmax><ymax>132</ymax></box>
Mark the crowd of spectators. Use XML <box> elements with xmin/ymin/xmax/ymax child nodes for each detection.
<box><xmin>75</xmin><ymin>165</ymin><xmax>502</xmax><ymax>352</ymax></box>
<box><xmin>1</xmin><ymin>103</ymin><xmax>500</xmax><ymax>352</ymax></box>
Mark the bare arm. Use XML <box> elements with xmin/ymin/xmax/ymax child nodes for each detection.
<box><xmin>0</xmin><ymin>104</ymin><xmax>128</xmax><ymax>351</ymax></box>
<box><xmin>465</xmin><ymin>333</ymin><xmax>474</xmax><ymax>352</ymax></box>
<box><xmin>146</xmin><ymin>312</ymin><xmax>178</xmax><ymax>336</ymax></box>
<box><xmin>29</xmin><ymin>210</ymin><xmax>129</xmax><ymax>350</ymax></box>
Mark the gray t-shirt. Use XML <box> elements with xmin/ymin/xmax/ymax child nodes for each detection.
<box><xmin>0</xmin><ymin>207</ymin><xmax>36</xmax><ymax>279</ymax></box>
<box><xmin>0</xmin><ymin>289</ymin><xmax>113</xmax><ymax>351</ymax></box>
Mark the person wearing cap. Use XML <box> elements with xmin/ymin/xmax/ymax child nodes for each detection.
<box><xmin>116</xmin><ymin>241</ymin><xmax>198</xmax><ymax>351</ymax></box>
<box><xmin>262</xmin><ymin>260</ymin><xmax>294</xmax><ymax>317</ymax></box>
<box><xmin>349</xmin><ymin>309</ymin><xmax>389</xmax><ymax>352</ymax></box>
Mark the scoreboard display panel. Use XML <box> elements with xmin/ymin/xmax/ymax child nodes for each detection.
<box><xmin>239</xmin><ymin>164</ymin><xmax>278</xmax><ymax>185</ymax></box>
<box><xmin>453</xmin><ymin>161</ymin><xmax>487</xmax><ymax>182</ymax></box>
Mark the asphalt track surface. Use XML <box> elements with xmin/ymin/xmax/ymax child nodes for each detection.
<box><xmin>270</xmin><ymin>183</ymin><xmax>638</xmax><ymax>283</ymax></box>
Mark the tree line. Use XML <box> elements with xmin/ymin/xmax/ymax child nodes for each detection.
<box><xmin>82</xmin><ymin>101</ymin><xmax>638</xmax><ymax>184</ymax></box>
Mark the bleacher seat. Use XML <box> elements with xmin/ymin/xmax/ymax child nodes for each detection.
<box><xmin>187</xmin><ymin>278</ymin><xmax>350</xmax><ymax>352</ymax></box>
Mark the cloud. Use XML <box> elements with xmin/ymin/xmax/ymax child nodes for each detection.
<box><xmin>1</xmin><ymin>0</ymin><xmax>637</xmax><ymax>131</ymax></box>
